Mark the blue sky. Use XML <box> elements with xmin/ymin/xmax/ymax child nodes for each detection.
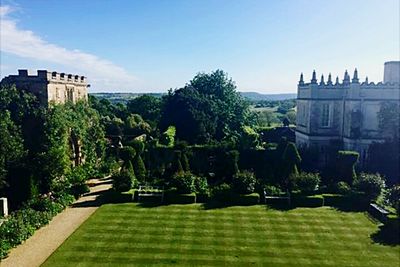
<box><xmin>0</xmin><ymin>0</ymin><xmax>399</xmax><ymax>93</ymax></box>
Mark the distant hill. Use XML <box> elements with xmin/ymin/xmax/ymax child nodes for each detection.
<box><xmin>240</xmin><ymin>92</ymin><xmax>297</xmax><ymax>101</ymax></box>
<box><xmin>90</xmin><ymin>91</ymin><xmax>297</xmax><ymax>104</ymax></box>
<box><xmin>90</xmin><ymin>92</ymin><xmax>165</xmax><ymax>104</ymax></box>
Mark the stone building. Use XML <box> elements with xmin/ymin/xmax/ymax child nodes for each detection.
<box><xmin>296</xmin><ymin>61</ymin><xmax>400</xmax><ymax>166</ymax></box>
<box><xmin>1</xmin><ymin>69</ymin><xmax>88</xmax><ymax>105</ymax></box>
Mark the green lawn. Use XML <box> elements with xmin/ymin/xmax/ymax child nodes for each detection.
<box><xmin>42</xmin><ymin>204</ymin><xmax>399</xmax><ymax>267</ymax></box>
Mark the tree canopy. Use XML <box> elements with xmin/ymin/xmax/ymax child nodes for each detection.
<box><xmin>159</xmin><ymin>70</ymin><xmax>253</xmax><ymax>144</ymax></box>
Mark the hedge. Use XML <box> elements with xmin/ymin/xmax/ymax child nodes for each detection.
<box><xmin>196</xmin><ymin>193</ymin><xmax>210</xmax><ymax>203</ymax></box>
<box><xmin>231</xmin><ymin>193</ymin><xmax>260</xmax><ymax>205</ymax></box>
<box><xmin>322</xmin><ymin>193</ymin><xmax>346</xmax><ymax>207</ymax></box>
<box><xmin>292</xmin><ymin>194</ymin><xmax>324</xmax><ymax>207</ymax></box>
<box><xmin>165</xmin><ymin>191</ymin><xmax>196</xmax><ymax>204</ymax></box>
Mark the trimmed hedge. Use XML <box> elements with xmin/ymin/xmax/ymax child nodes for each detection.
<box><xmin>322</xmin><ymin>193</ymin><xmax>347</xmax><ymax>206</ymax></box>
<box><xmin>231</xmin><ymin>193</ymin><xmax>260</xmax><ymax>205</ymax></box>
<box><xmin>292</xmin><ymin>194</ymin><xmax>324</xmax><ymax>207</ymax></box>
<box><xmin>196</xmin><ymin>193</ymin><xmax>210</xmax><ymax>203</ymax></box>
<box><xmin>165</xmin><ymin>191</ymin><xmax>196</xmax><ymax>204</ymax></box>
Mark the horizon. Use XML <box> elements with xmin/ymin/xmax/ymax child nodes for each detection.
<box><xmin>1</xmin><ymin>0</ymin><xmax>399</xmax><ymax>93</ymax></box>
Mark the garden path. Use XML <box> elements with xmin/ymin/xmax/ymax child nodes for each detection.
<box><xmin>0</xmin><ymin>177</ymin><xmax>112</xmax><ymax>267</ymax></box>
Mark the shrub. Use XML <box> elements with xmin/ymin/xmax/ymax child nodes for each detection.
<box><xmin>170</xmin><ymin>172</ymin><xmax>196</xmax><ymax>194</ymax></box>
<box><xmin>335</xmin><ymin>151</ymin><xmax>359</xmax><ymax>184</ymax></box>
<box><xmin>354</xmin><ymin>173</ymin><xmax>385</xmax><ymax>201</ymax></box>
<box><xmin>99</xmin><ymin>156</ymin><xmax>120</xmax><ymax>176</ymax></box>
<box><xmin>211</xmin><ymin>183</ymin><xmax>232</xmax><ymax>202</ymax></box>
<box><xmin>232</xmin><ymin>170</ymin><xmax>256</xmax><ymax>194</ymax></box>
<box><xmin>0</xmin><ymin>193</ymin><xmax>74</xmax><ymax>259</ymax></box>
<box><xmin>264</xmin><ymin>185</ymin><xmax>282</xmax><ymax>196</ymax></box>
<box><xmin>336</xmin><ymin>181</ymin><xmax>351</xmax><ymax>195</ymax></box>
<box><xmin>112</xmin><ymin>161</ymin><xmax>137</xmax><ymax>192</ymax></box>
<box><xmin>293</xmin><ymin>172</ymin><xmax>320</xmax><ymax>194</ymax></box>
<box><xmin>194</xmin><ymin>176</ymin><xmax>209</xmax><ymax>194</ymax></box>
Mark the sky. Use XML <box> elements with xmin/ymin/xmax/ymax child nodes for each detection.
<box><xmin>0</xmin><ymin>0</ymin><xmax>399</xmax><ymax>93</ymax></box>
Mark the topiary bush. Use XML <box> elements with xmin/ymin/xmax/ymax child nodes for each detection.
<box><xmin>335</xmin><ymin>151</ymin><xmax>359</xmax><ymax>184</ymax></box>
<box><xmin>336</xmin><ymin>181</ymin><xmax>351</xmax><ymax>195</ymax></box>
<box><xmin>353</xmin><ymin>173</ymin><xmax>385</xmax><ymax>201</ymax></box>
<box><xmin>170</xmin><ymin>171</ymin><xmax>196</xmax><ymax>194</ymax></box>
<box><xmin>293</xmin><ymin>172</ymin><xmax>320</xmax><ymax>195</ymax></box>
<box><xmin>112</xmin><ymin>161</ymin><xmax>137</xmax><ymax>192</ymax></box>
<box><xmin>232</xmin><ymin>170</ymin><xmax>256</xmax><ymax>194</ymax></box>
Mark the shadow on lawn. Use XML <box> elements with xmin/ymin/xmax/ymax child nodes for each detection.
<box><xmin>370</xmin><ymin>223</ymin><xmax>400</xmax><ymax>246</ymax></box>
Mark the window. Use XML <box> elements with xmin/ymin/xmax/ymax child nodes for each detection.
<box><xmin>321</xmin><ymin>104</ymin><xmax>330</xmax><ymax>127</ymax></box>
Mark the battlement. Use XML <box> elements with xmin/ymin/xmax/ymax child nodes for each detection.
<box><xmin>298</xmin><ymin>61</ymin><xmax>400</xmax><ymax>92</ymax></box>
<box><xmin>9</xmin><ymin>69</ymin><xmax>87</xmax><ymax>84</ymax></box>
<box><xmin>1</xmin><ymin>69</ymin><xmax>89</xmax><ymax>105</ymax></box>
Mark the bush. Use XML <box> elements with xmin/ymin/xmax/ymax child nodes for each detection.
<box><xmin>194</xmin><ymin>176</ymin><xmax>209</xmax><ymax>194</ymax></box>
<box><xmin>354</xmin><ymin>173</ymin><xmax>385</xmax><ymax>201</ymax></box>
<box><xmin>293</xmin><ymin>172</ymin><xmax>320</xmax><ymax>194</ymax></box>
<box><xmin>119</xmin><ymin>146</ymin><xmax>136</xmax><ymax>163</ymax></box>
<box><xmin>263</xmin><ymin>185</ymin><xmax>282</xmax><ymax>196</ymax></box>
<box><xmin>99</xmin><ymin>156</ymin><xmax>120</xmax><ymax>176</ymax></box>
<box><xmin>170</xmin><ymin>172</ymin><xmax>196</xmax><ymax>194</ymax></box>
<box><xmin>211</xmin><ymin>183</ymin><xmax>232</xmax><ymax>202</ymax></box>
<box><xmin>0</xmin><ymin>193</ymin><xmax>74</xmax><ymax>259</ymax></box>
<box><xmin>336</xmin><ymin>181</ymin><xmax>351</xmax><ymax>195</ymax></box>
<box><xmin>292</xmin><ymin>194</ymin><xmax>324</xmax><ymax>207</ymax></box>
<box><xmin>112</xmin><ymin>161</ymin><xmax>137</xmax><ymax>192</ymax></box>
<box><xmin>232</xmin><ymin>170</ymin><xmax>256</xmax><ymax>194</ymax></box>
<box><xmin>68</xmin><ymin>183</ymin><xmax>90</xmax><ymax>198</ymax></box>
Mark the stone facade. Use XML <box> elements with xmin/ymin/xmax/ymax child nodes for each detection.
<box><xmin>1</xmin><ymin>69</ymin><xmax>88</xmax><ymax>105</ymax></box>
<box><xmin>296</xmin><ymin>61</ymin><xmax>400</xmax><ymax>166</ymax></box>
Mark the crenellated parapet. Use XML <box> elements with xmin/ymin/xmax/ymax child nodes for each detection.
<box><xmin>1</xmin><ymin>69</ymin><xmax>89</xmax><ymax>105</ymax></box>
<box><xmin>298</xmin><ymin>66</ymin><xmax>400</xmax><ymax>92</ymax></box>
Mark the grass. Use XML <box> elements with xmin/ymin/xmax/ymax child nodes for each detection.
<box><xmin>42</xmin><ymin>204</ymin><xmax>399</xmax><ymax>267</ymax></box>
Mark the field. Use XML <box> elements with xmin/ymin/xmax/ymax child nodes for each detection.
<box><xmin>42</xmin><ymin>204</ymin><xmax>399</xmax><ymax>267</ymax></box>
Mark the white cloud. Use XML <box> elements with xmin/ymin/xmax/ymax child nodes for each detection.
<box><xmin>0</xmin><ymin>5</ymin><xmax>137</xmax><ymax>91</ymax></box>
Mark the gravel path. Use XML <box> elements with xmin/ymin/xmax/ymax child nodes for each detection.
<box><xmin>0</xmin><ymin>177</ymin><xmax>113</xmax><ymax>267</ymax></box>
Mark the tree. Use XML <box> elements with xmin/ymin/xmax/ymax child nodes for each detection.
<box><xmin>127</xmin><ymin>95</ymin><xmax>161</xmax><ymax>124</ymax></box>
<box><xmin>159</xmin><ymin>70</ymin><xmax>253</xmax><ymax>144</ymax></box>
<box><xmin>0</xmin><ymin>111</ymin><xmax>25</xmax><ymax>190</ymax></box>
